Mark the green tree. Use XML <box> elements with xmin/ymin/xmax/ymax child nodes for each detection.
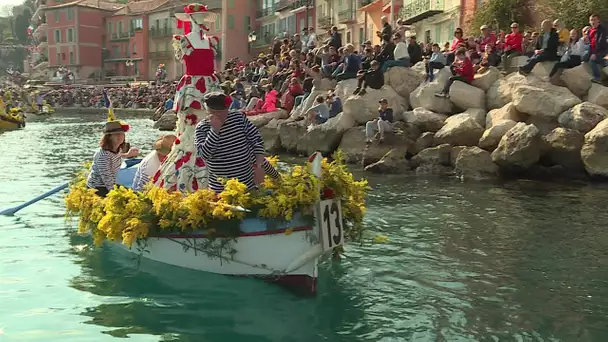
<box><xmin>12</xmin><ymin>7</ymin><xmax>32</xmax><ymax>43</ymax></box>
<box><xmin>468</xmin><ymin>0</ymin><xmax>536</xmax><ymax>33</ymax></box>
<box><xmin>548</xmin><ymin>0</ymin><xmax>608</xmax><ymax>29</ymax></box>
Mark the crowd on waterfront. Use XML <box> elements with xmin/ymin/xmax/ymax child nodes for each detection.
<box><xmin>214</xmin><ymin>13</ymin><xmax>607</xmax><ymax>123</ymax></box>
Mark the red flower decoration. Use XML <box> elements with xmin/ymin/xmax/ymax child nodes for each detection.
<box><xmin>185</xmin><ymin>113</ymin><xmax>198</xmax><ymax>125</ymax></box>
<box><xmin>190</xmin><ymin>100</ymin><xmax>201</xmax><ymax>110</ymax></box>
<box><xmin>195</xmin><ymin>78</ymin><xmax>206</xmax><ymax>93</ymax></box>
<box><xmin>183</xmin><ymin>151</ymin><xmax>192</xmax><ymax>163</ymax></box>
<box><xmin>192</xmin><ymin>178</ymin><xmax>199</xmax><ymax>191</ymax></box>
<box><xmin>120</xmin><ymin>123</ymin><xmax>130</xmax><ymax>132</ymax></box>
<box><xmin>195</xmin><ymin>157</ymin><xmax>205</xmax><ymax>167</ymax></box>
<box><xmin>170</xmin><ymin>184</ymin><xmax>177</xmax><ymax>192</ymax></box>
<box><xmin>322</xmin><ymin>187</ymin><xmax>335</xmax><ymax>199</ymax></box>
<box><xmin>175</xmin><ymin>138</ymin><xmax>181</xmax><ymax>145</ymax></box>
<box><xmin>152</xmin><ymin>170</ymin><xmax>161</xmax><ymax>183</ymax></box>
<box><xmin>224</xmin><ymin>96</ymin><xmax>233</xmax><ymax>108</ymax></box>
<box><xmin>159</xmin><ymin>179</ymin><xmax>165</xmax><ymax>188</ymax></box>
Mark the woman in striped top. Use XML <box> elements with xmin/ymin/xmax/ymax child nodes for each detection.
<box><xmin>86</xmin><ymin>121</ymin><xmax>140</xmax><ymax>197</ymax></box>
<box><xmin>132</xmin><ymin>135</ymin><xmax>176</xmax><ymax>191</ymax></box>
<box><xmin>194</xmin><ymin>92</ymin><xmax>280</xmax><ymax>193</ymax></box>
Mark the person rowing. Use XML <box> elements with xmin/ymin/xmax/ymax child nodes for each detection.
<box><xmin>86</xmin><ymin>121</ymin><xmax>139</xmax><ymax>197</ymax></box>
<box><xmin>194</xmin><ymin>92</ymin><xmax>280</xmax><ymax>193</ymax></box>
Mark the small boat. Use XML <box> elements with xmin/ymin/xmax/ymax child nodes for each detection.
<box><xmin>0</xmin><ymin>113</ymin><xmax>25</xmax><ymax>131</ymax></box>
<box><xmin>104</xmin><ymin>153</ymin><xmax>345</xmax><ymax>294</ymax></box>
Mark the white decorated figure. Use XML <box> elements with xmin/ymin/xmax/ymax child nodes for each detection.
<box><xmin>152</xmin><ymin>3</ymin><xmax>221</xmax><ymax>193</ymax></box>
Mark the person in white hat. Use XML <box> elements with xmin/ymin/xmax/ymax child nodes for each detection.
<box><xmin>154</xmin><ymin>3</ymin><xmax>221</xmax><ymax>193</ymax></box>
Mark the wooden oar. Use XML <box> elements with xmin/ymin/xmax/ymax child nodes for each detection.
<box><xmin>0</xmin><ymin>158</ymin><xmax>142</xmax><ymax>216</ymax></box>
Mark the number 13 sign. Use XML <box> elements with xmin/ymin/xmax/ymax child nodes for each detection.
<box><xmin>318</xmin><ymin>198</ymin><xmax>344</xmax><ymax>251</ymax></box>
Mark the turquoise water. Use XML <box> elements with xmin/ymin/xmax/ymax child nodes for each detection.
<box><xmin>2</xmin><ymin>113</ymin><xmax>608</xmax><ymax>341</ymax></box>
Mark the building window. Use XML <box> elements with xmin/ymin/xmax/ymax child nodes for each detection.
<box><xmin>435</xmin><ymin>26</ymin><xmax>441</xmax><ymax>44</ymax></box>
<box><xmin>133</xmin><ymin>43</ymin><xmax>137</xmax><ymax>55</ymax></box>
<box><xmin>69</xmin><ymin>51</ymin><xmax>74</xmax><ymax>64</ymax></box>
<box><xmin>125</xmin><ymin>44</ymin><xmax>129</xmax><ymax>56</ymax></box>
<box><xmin>228</xmin><ymin>15</ymin><xmax>234</xmax><ymax>29</ymax></box>
<box><xmin>54</xmin><ymin>29</ymin><xmax>60</xmax><ymax>43</ymax></box>
<box><xmin>56</xmin><ymin>53</ymin><xmax>60</xmax><ymax>64</ymax></box>
<box><xmin>244</xmin><ymin>16</ymin><xmax>250</xmax><ymax>30</ymax></box>
<box><xmin>112</xmin><ymin>46</ymin><xmax>119</xmax><ymax>57</ymax></box>
<box><xmin>155</xmin><ymin>42</ymin><xmax>160</xmax><ymax>52</ymax></box>
<box><xmin>346</xmin><ymin>31</ymin><xmax>351</xmax><ymax>43</ymax></box>
<box><xmin>107</xmin><ymin>22</ymin><xmax>112</xmax><ymax>34</ymax></box>
<box><xmin>359</xmin><ymin>27</ymin><xmax>364</xmax><ymax>44</ymax></box>
<box><xmin>67</xmin><ymin>7</ymin><xmax>73</xmax><ymax>20</ymax></box>
<box><xmin>67</xmin><ymin>28</ymin><xmax>73</xmax><ymax>42</ymax></box>
<box><xmin>215</xmin><ymin>16</ymin><xmax>221</xmax><ymax>32</ymax></box>
<box><xmin>163</xmin><ymin>18</ymin><xmax>169</xmax><ymax>29</ymax></box>
<box><xmin>118</xmin><ymin>21</ymin><xmax>123</xmax><ymax>33</ymax></box>
<box><xmin>228</xmin><ymin>0</ymin><xmax>234</xmax><ymax>8</ymax></box>
<box><xmin>54</xmin><ymin>10</ymin><xmax>60</xmax><ymax>22</ymax></box>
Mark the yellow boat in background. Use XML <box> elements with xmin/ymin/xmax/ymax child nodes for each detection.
<box><xmin>0</xmin><ymin>99</ymin><xmax>26</xmax><ymax>131</ymax></box>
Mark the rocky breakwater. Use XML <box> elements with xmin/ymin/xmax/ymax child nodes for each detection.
<box><xmin>253</xmin><ymin>61</ymin><xmax>608</xmax><ymax>181</ymax></box>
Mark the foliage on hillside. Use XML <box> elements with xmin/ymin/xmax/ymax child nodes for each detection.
<box><xmin>467</xmin><ymin>0</ymin><xmax>537</xmax><ymax>33</ymax></box>
<box><xmin>547</xmin><ymin>0</ymin><xmax>608</xmax><ymax>29</ymax></box>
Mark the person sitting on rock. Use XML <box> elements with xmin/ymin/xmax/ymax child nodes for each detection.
<box><xmin>320</xmin><ymin>45</ymin><xmax>342</xmax><ymax>78</ymax></box>
<box><xmin>435</xmin><ymin>47</ymin><xmax>474</xmax><ymax>99</ymax></box>
<box><xmin>554</xmin><ymin>19</ymin><xmax>570</xmax><ymax>55</ymax></box>
<box><xmin>330</xmin><ymin>44</ymin><xmax>360</xmax><ymax>81</ymax></box>
<box><xmin>518</xmin><ymin>20</ymin><xmax>559</xmax><ymax>75</ymax></box>
<box><xmin>353</xmin><ymin>60</ymin><xmax>384</xmax><ymax>96</ymax></box>
<box><xmin>502</xmin><ymin>23</ymin><xmax>523</xmax><ymax>70</ymax></box>
<box><xmin>426</xmin><ymin>43</ymin><xmax>446</xmax><ymax>82</ymax></box>
<box><xmin>445</xmin><ymin>28</ymin><xmax>466</xmax><ymax>65</ymax></box>
<box><xmin>407</xmin><ymin>36</ymin><xmax>423</xmax><ymax>65</ymax></box>
<box><xmin>132</xmin><ymin>134</ymin><xmax>176</xmax><ymax>192</ymax></box>
<box><xmin>305</xmin><ymin>95</ymin><xmax>330</xmax><ymax>131</ymax></box>
<box><xmin>381</xmin><ymin>33</ymin><xmax>410</xmax><ymax>73</ymax></box>
<box><xmin>584</xmin><ymin>14</ymin><xmax>608</xmax><ymax>84</ymax></box>
<box><xmin>549</xmin><ymin>29</ymin><xmax>585</xmax><ymax>78</ymax></box>
<box><xmin>229</xmin><ymin>91</ymin><xmax>244</xmax><ymax>111</ymax></box>
<box><xmin>360</xmin><ymin>47</ymin><xmax>375</xmax><ymax>70</ymax></box>
<box><xmin>476</xmin><ymin>44</ymin><xmax>501</xmax><ymax>73</ymax></box>
<box><xmin>327</xmin><ymin>91</ymin><xmax>342</xmax><ymax>118</ymax></box>
<box><xmin>376</xmin><ymin>34</ymin><xmax>395</xmax><ymax>68</ymax></box>
<box><xmin>365</xmin><ymin>98</ymin><xmax>394</xmax><ymax>144</ymax></box>
<box><xmin>281</xmin><ymin>77</ymin><xmax>304</xmax><ymax>113</ymax></box>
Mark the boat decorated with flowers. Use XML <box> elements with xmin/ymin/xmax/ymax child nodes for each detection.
<box><xmin>65</xmin><ymin>152</ymin><xmax>368</xmax><ymax>294</ymax></box>
<box><xmin>0</xmin><ymin>100</ymin><xmax>26</xmax><ymax>131</ymax></box>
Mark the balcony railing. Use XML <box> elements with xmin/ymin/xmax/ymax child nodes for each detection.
<box><xmin>399</xmin><ymin>0</ymin><xmax>444</xmax><ymax>25</ymax></box>
<box><xmin>318</xmin><ymin>15</ymin><xmax>332</xmax><ymax>28</ymax></box>
<box><xmin>275</xmin><ymin>0</ymin><xmax>293</xmax><ymax>11</ymax></box>
<box><xmin>250</xmin><ymin>33</ymin><xmax>273</xmax><ymax>48</ymax></box>
<box><xmin>292</xmin><ymin>0</ymin><xmax>313</xmax><ymax>8</ymax></box>
<box><xmin>338</xmin><ymin>9</ymin><xmax>356</xmax><ymax>23</ymax></box>
<box><xmin>149</xmin><ymin>27</ymin><xmax>173</xmax><ymax>37</ymax></box>
<box><xmin>256</xmin><ymin>5</ymin><xmax>277</xmax><ymax>18</ymax></box>
<box><xmin>149</xmin><ymin>51</ymin><xmax>171</xmax><ymax>59</ymax></box>
<box><xmin>110</xmin><ymin>32</ymin><xmax>131</xmax><ymax>41</ymax></box>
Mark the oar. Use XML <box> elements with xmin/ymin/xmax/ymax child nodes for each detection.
<box><xmin>0</xmin><ymin>158</ymin><xmax>143</xmax><ymax>216</ymax></box>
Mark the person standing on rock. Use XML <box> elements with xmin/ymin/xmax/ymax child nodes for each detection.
<box><xmin>584</xmin><ymin>14</ymin><xmax>608</xmax><ymax>84</ymax></box>
<box><xmin>518</xmin><ymin>20</ymin><xmax>559</xmax><ymax>75</ymax></box>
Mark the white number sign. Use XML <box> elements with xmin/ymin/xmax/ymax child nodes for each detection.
<box><xmin>318</xmin><ymin>198</ymin><xmax>344</xmax><ymax>251</ymax></box>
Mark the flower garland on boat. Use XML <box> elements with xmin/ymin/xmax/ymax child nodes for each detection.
<box><xmin>65</xmin><ymin>152</ymin><xmax>369</xmax><ymax>248</ymax></box>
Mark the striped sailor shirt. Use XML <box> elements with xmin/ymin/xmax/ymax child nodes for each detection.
<box><xmin>194</xmin><ymin>110</ymin><xmax>280</xmax><ymax>192</ymax></box>
<box><xmin>86</xmin><ymin>149</ymin><xmax>122</xmax><ymax>190</ymax></box>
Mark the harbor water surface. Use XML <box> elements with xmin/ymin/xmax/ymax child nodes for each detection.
<box><xmin>2</xmin><ymin>112</ymin><xmax>608</xmax><ymax>341</ymax></box>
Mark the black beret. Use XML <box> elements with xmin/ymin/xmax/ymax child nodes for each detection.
<box><xmin>203</xmin><ymin>91</ymin><xmax>229</xmax><ymax>110</ymax></box>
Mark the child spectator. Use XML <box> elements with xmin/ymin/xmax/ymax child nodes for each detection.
<box><xmin>353</xmin><ymin>60</ymin><xmax>384</xmax><ymax>96</ymax></box>
<box><xmin>365</xmin><ymin>98</ymin><xmax>394</xmax><ymax>144</ymax></box>
<box><xmin>549</xmin><ymin>29</ymin><xmax>585</xmax><ymax>78</ymax></box>
<box><xmin>435</xmin><ymin>47</ymin><xmax>474</xmax><ymax>98</ymax></box>
<box><xmin>305</xmin><ymin>95</ymin><xmax>330</xmax><ymax>131</ymax></box>
<box><xmin>426</xmin><ymin>43</ymin><xmax>446</xmax><ymax>81</ymax></box>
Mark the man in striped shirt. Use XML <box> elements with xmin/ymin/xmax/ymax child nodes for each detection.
<box><xmin>194</xmin><ymin>92</ymin><xmax>280</xmax><ymax>193</ymax></box>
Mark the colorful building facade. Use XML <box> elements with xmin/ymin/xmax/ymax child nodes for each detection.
<box><xmin>398</xmin><ymin>0</ymin><xmax>463</xmax><ymax>45</ymax></box>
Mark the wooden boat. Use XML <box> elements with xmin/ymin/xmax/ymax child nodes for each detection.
<box><xmin>108</xmin><ymin>153</ymin><xmax>344</xmax><ymax>294</ymax></box>
<box><xmin>0</xmin><ymin>113</ymin><xmax>25</xmax><ymax>131</ymax></box>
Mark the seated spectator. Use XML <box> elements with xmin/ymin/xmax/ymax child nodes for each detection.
<box><xmin>549</xmin><ymin>29</ymin><xmax>585</xmax><ymax>78</ymax></box>
<box><xmin>426</xmin><ymin>43</ymin><xmax>446</xmax><ymax>81</ymax></box>
<box><xmin>408</xmin><ymin>36</ymin><xmax>423</xmax><ymax>65</ymax></box>
<box><xmin>519</xmin><ymin>20</ymin><xmax>560</xmax><ymax>75</ymax></box>
<box><xmin>584</xmin><ymin>14</ymin><xmax>608</xmax><ymax>84</ymax></box>
<box><xmin>332</xmin><ymin>44</ymin><xmax>361</xmax><ymax>81</ymax></box>
<box><xmin>435</xmin><ymin>47</ymin><xmax>474</xmax><ymax>98</ymax></box>
<box><xmin>360</xmin><ymin>48</ymin><xmax>375</xmax><ymax>70</ymax></box>
<box><xmin>502</xmin><ymin>23</ymin><xmax>524</xmax><ymax>70</ymax></box>
<box><xmin>321</xmin><ymin>45</ymin><xmax>342</xmax><ymax>77</ymax></box>
<box><xmin>442</xmin><ymin>42</ymin><xmax>450</xmax><ymax>53</ymax></box>
<box><xmin>305</xmin><ymin>95</ymin><xmax>330</xmax><ymax>130</ymax></box>
<box><xmin>229</xmin><ymin>91</ymin><xmax>244</xmax><ymax>111</ymax></box>
<box><xmin>446</xmin><ymin>28</ymin><xmax>466</xmax><ymax>65</ymax></box>
<box><xmin>477</xmin><ymin>44</ymin><xmax>501</xmax><ymax>73</ymax></box>
<box><xmin>554</xmin><ymin>19</ymin><xmax>570</xmax><ymax>55</ymax></box>
<box><xmin>478</xmin><ymin>25</ymin><xmax>497</xmax><ymax>53</ymax></box>
<box><xmin>365</xmin><ymin>98</ymin><xmax>394</xmax><ymax>144</ymax></box>
<box><xmin>381</xmin><ymin>33</ymin><xmax>410</xmax><ymax>72</ymax></box>
<box><xmin>523</xmin><ymin>31</ymin><xmax>539</xmax><ymax>57</ymax></box>
<box><xmin>281</xmin><ymin>78</ymin><xmax>304</xmax><ymax>113</ymax></box>
<box><xmin>466</xmin><ymin>37</ymin><xmax>481</xmax><ymax>64</ymax></box>
<box><xmin>376</xmin><ymin>34</ymin><xmax>395</xmax><ymax>67</ymax></box>
<box><xmin>246</xmin><ymin>84</ymin><xmax>277</xmax><ymax>116</ymax></box>
<box><xmin>233</xmin><ymin>78</ymin><xmax>245</xmax><ymax>96</ymax></box>
<box><xmin>353</xmin><ymin>60</ymin><xmax>384</xmax><ymax>96</ymax></box>
<box><xmin>327</xmin><ymin>91</ymin><xmax>342</xmax><ymax>118</ymax></box>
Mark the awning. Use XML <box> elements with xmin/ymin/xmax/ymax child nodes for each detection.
<box><xmin>383</xmin><ymin>4</ymin><xmax>402</xmax><ymax>14</ymax></box>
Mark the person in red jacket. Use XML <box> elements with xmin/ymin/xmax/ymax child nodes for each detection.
<box><xmin>445</xmin><ymin>27</ymin><xmax>466</xmax><ymax>65</ymax></box>
<box><xmin>435</xmin><ymin>47</ymin><xmax>474</xmax><ymax>98</ymax></box>
<box><xmin>502</xmin><ymin>22</ymin><xmax>524</xmax><ymax>70</ymax></box>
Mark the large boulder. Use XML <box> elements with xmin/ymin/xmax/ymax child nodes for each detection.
<box><xmin>383</xmin><ymin>66</ymin><xmax>425</xmax><ymax>98</ymax></box>
<box><xmin>560</xmin><ymin>64</ymin><xmax>592</xmax><ymax>98</ymax></box>
<box><xmin>586</xmin><ymin>83</ymin><xmax>608</xmax><ymax>109</ymax></box>
<box><xmin>247</xmin><ymin>109</ymin><xmax>289</xmax><ymax>128</ymax></box>
<box><xmin>289</xmin><ymin>112</ymin><xmax>356</xmax><ymax>155</ymax></box>
<box><xmin>581</xmin><ymin>118</ymin><xmax>608</xmax><ymax>176</ymax></box>
<box><xmin>290</xmin><ymin>89</ymin><xmax>325</xmax><ymax>119</ymax></box>
<box><xmin>471</xmin><ymin>67</ymin><xmax>501</xmax><ymax>91</ymax></box>
<box><xmin>458</xmin><ymin>108</ymin><xmax>486</xmax><ymax>128</ymax></box>
<box><xmin>449</xmin><ymin>81</ymin><xmax>486</xmax><ymax>110</ymax></box>
<box><xmin>364</xmin><ymin>149</ymin><xmax>410</xmax><ymax>173</ymax></box>
<box><xmin>486</xmin><ymin>102</ymin><xmax>526</xmax><ymax>128</ymax></box>
<box><xmin>530</xmin><ymin>61</ymin><xmax>557</xmax><ymax>77</ymax></box>
<box><xmin>511</xmin><ymin>84</ymin><xmax>581</xmax><ymax>118</ymax></box>
<box><xmin>410</xmin><ymin>143</ymin><xmax>452</xmax><ymax>169</ymax></box>
<box><xmin>455</xmin><ymin>146</ymin><xmax>499</xmax><ymax>179</ymax></box>
<box><xmin>525</xmin><ymin>116</ymin><xmax>559</xmax><ymax>135</ymax></box>
<box><xmin>409</xmin><ymin>68</ymin><xmax>455</xmax><ymax>114</ymax></box>
<box><xmin>153</xmin><ymin>111</ymin><xmax>177</xmax><ymax>131</ymax></box>
<box><xmin>333</xmin><ymin>78</ymin><xmax>359</xmax><ymax>100</ymax></box>
<box><xmin>558</xmin><ymin>102</ymin><xmax>608</xmax><ymax>134</ymax></box>
<box><xmin>338</xmin><ymin>122</ymin><xmax>418</xmax><ymax>165</ymax></box>
<box><xmin>259</xmin><ymin>119</ymin><xmax>282</xmax><ymax>152</ymax></box>
<box><xmin>541</xmin><ymin>127</ymin><xmax>585</xmax><ymax>171</ymax></box>
<box><xmin>491</xmin><ymin>122</ymin><xmax>542</xmax><ymax>170</ymax></box>
<box><xmin>433</xmin><ymin>114</ymin><xmax>484</xmax><ymax>146</ymax></box>
<box><xmin>342</xmin><ymin>85</ymin><xmax>408</xmax><ymax>125</ymax></box>
<box><xmin>413</xmin><ymin>132</ymin><xmax>435</xmax><ymax>154</ymax></box>
<box><xmin>478</xmin><ymin>119</ymin><xmax>517</xmax><ymax>151</ymax></box>
<box><xmin>486</xmin><ymin>73</ymin><xmax>546</xmax><ymax>110</ymax></box>
<box><xmin>404</xmin><ymin>107</ymin><xmax>447</xmax><ymax>132</ymax></box>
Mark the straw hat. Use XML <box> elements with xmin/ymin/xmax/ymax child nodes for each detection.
<box><xmin>153</xmin><ymin>134</ymin><xmax>177</xmax><ymax>153</ymax></box>
<box><xmin>104</xmin><ymin>121</ymin><xmax>130</xmax><ymax>134</ymax></box>
<box><xmin>174</xmin><ymin>3</ymin><xmax>217</xmax><ymax>23</ymax></box>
